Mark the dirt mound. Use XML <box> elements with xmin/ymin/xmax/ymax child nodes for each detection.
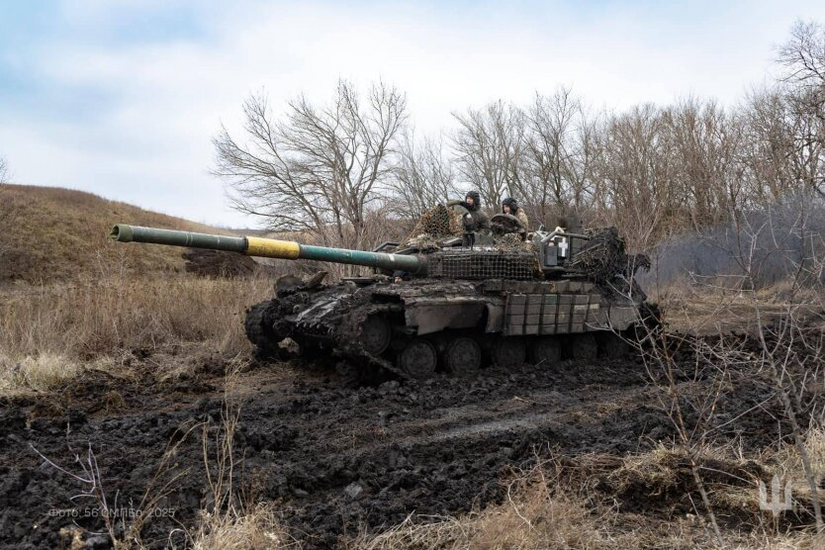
<box><xmin>597</xmin><ymin>450</ymin><xmax>766</xmax><ymax>516</ymax></box>
<box><xmin>182</xmin><ymin>248</ymin><xmax>263</xmax><ymax>278</ymax></box>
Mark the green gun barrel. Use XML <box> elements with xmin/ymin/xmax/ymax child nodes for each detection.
<box><xmin>110</xmin><ymin>224</ymin><xmax>424</xmax><ymax>274</ymax></box>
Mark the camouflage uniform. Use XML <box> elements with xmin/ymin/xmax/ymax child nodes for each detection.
<box><xmin>502</xmin><ymin>197</ymin><xmax>529</xmax><ymax>230</ymax></box>
<box><xmin>515</xmin><ymin>209</ymin><xmax>529</xmax><ymax>229</ymax></box>
<box><xmin>447</xmin><ymin>191</ymin><xmax>491</xmax><ymax>234</ymax></box>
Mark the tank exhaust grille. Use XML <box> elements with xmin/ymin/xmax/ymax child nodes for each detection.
<box><xmin>428</xmin><ymin>250</ymin><xmax>539</xmax><ymax>280</ymax></box>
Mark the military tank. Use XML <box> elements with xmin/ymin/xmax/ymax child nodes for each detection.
<box><xmin>110</xmin><ymin>209</ymin><xmax>651</xmax><ymax>380</ymax></box>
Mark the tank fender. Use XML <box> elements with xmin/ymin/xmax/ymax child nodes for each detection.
<box><xmin>485</xmin><ymin>303</ymin><xmax>504</xmax><ymax>333</ymax></box>
<box><xmin>293</xmin><ymin>298</ymin><xmax>338</xmax><ymax>323</ymax></box>
<box><xmin>608</xmin><ymin>305</ymin><xmax>638</xmax><ymax>331</ymax></box>
<box><xmin>403</xmin><ymin>297</ymin><xmax>488</xmax><ymax>336</ymax></box>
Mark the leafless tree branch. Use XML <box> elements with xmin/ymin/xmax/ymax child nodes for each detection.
<box><xmin>214</xmin><ymin>80</ymin><xmax>408</xmax><ymax>258</ymax></box>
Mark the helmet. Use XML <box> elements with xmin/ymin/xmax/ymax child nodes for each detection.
<box><xmin>502</xmin><ymin>197</ymin><xmax>518</xmax><ymax>212</ymax></box>
<box><xmin>465</xmin><ymin>191</ymin><xmax>481</xmax><ymax>210</ymax></box>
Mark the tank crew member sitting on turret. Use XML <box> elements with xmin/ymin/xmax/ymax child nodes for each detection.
<box><xmin>502</xmin><ymin>197</ymin><xmax>529</xmax><ymax>230</ymax></box>
<box><xmin>447</xmin><ymin>191</ymin><xmax>491</xmax><ymax>247</ymax></box>
<box><xmin>447</xmin><ymin>191</ymin><xmax>490</xmax><ymax>232</ymax></box>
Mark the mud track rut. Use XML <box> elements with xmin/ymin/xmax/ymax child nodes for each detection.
<box><xmin>0</xmin><ymin>352</ymin><xmax>777</xmax><ymax>549</ymax></box>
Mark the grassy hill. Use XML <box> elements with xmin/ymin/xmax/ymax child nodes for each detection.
<box><xmin>0</xmin><ymin>184</ymin><xmax>233</xmax><ymax>283</ymax></box>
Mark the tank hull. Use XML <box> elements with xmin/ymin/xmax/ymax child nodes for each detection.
<box><xmin>246</xmin><ymin>277</ymin><xmax>646</xmax><ymax>379</ymax></box>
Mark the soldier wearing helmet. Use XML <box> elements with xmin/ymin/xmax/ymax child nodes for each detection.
<box><xmin>501</xmin><ymin>197</ymin><xmax>529</xmax><ymax>230</ymax></box>
<box><xmin>447</xmin><ymin>191</ymin><xmax>491</xmax><ymax>247</ymax></box>
<box><xmin>447</xmin><ymin>191</ymin><xmax>491</xmax><ymax>233</ymax></box>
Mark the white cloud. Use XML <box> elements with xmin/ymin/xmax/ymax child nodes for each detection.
<box><xmin>3</xmin><ymin>0</ymin><xmax>825</xmax><ymax>227</ymax></box>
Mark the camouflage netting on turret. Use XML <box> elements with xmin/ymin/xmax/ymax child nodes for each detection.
<box><xmin>569</xmin><ymin>227</ymin><xmax>650</xmax><ymax>283</ymax></box>
<box><xmin>402</xmin><ymin>205</ymin><xmax>536</xmax><ymax>253</ymax></box>
<box><xmin>570</xmin><ymin>227</ymin><xmax>651</xmax><ymax>300</ymax></box>
<box><xmin>400</xmin><ymin>204</ymin><xmax>464</xmax><ymax>249</ymax></box>
<box><xmin>492</xmin><ymin>233</ymin><xmax>535</xmax><ymax>252</ymax></box>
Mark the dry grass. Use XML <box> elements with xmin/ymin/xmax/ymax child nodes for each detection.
<box><xmin>0</xmin><ymin>352</ymin><xmax>83</xmax><ymax>393</ymax></box>
<box><xmin>0</xmin><ymin>184</ymin><xmax>234</xmax><ymax>283</ymax></box>
<box><xmin>765</xmin><ymin>425</ymin><xmax>825</xmax><ymax>519</ymax></box>
<box><xmin>191</xmin><ymin>503</ymin><xmax>298</xmax><ymax>550</ymax></box>
<box><xmin>188</xmin><ymin>364</ymin><xmax>300</xmax><ymax>550</ymax></box>
<box><xmin>346</xmin><ymin>442</ymin><xmax>825</xmax><ymax>550</ymax></box>
<box><xmin>347</xmin><ymin>461</ymin><xmax>611</xmax><ymax>550</ymax></box>
<box><xmin>0</xmin><ymin>274</ymin><xmax>272</xmax><ymax>395</ymax></box>
<box><xmin>649</xmin><ymin>280</ymin><xmax>825</xmax><ymax>335</ymax></box>
<box><xmin>0</xmin><ymin>185</ymin><xmax>279</xmax><ymax>395</ymax></box>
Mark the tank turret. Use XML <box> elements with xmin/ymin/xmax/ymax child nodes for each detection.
<box><xmin>111</xmin><ymin>220</ymin><xmax>602</xmax><ymax>280</ymax></box>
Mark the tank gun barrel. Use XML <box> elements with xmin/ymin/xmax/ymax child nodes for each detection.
<box><xmin>110</xmin><ymin>224</ymin><xmax>424</xmax><ymax>274</ymax></box>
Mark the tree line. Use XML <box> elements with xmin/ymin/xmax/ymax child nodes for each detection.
<box><xmin>215</xmin><ymin>21</ymin><xmax>825</xmax><ymax>252</ymax></box>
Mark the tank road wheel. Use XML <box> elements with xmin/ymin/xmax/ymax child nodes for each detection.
<box><xmin>444</xmin><ymin>337</ymin><xmax>482</xmax><ymax>376</ymax></box>
<box><xmin>398</xmin><ymin>339</ymin><xmax>438</xmax><ymax>380</ymax></box>
<box><xmin>296</xmin><ymin>340</ymin><xmax>324</xmax><ymax>360</ymax></box>
<box><xmin>570</xmin><ymin>333</ymin><xmax>598</xmax><ymax>362</ymax></box>
<box><xmin>361</xmin><ymin>315</ymin><xmax>392</xmax><ymax>356</ymax></box>
<box><xmin>529</xmin><ymin>337</ymin><xmax>561</xmax><ymax>367</ymax></box>
<box><xmin>245</xmin><ymin>302</ymin><xmax>280</xmax><ymax>360</ymax></box>
<box><xmin>597</xmin><ymin>332</ymin><xmax>630</xmax><ymax>358</ymax></box>
<box><xmin>492</xmin><ymin>338</ymin><xmax>526</xmax><ymax>368</ymax></box>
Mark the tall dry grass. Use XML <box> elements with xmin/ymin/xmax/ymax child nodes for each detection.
<box><xmin>346</xmin><ymin>438</ymin><xmax>825</xmax><ymax>550</ymax></box>
<box><xmin>192</xmin><ymin>503</ymin><xmax>297</xmax><ymax>550</ymax></box>
<box><xmin>347</xmin><ymin>457</ymin><xmax>611</xmax><ymax>550</ymax></box>
<box><xmin>0</xmin><ymin>274</ymin><xmax>273</xmax><ymax>394</ymax></box>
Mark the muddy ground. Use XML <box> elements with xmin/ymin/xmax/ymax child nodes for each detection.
<box><xmin>0</xmin><ymin>339</ymin><xmax>794</xmax><ymax>549</ymax></box>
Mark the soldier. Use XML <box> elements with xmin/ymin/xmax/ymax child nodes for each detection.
<box><xmin>502</xmin><ymin>197</ymin><xmax>529</xmax><ymax>230</ymax></box>
<box><xmin>447</xmin><ymin>191</ymin><xmax>491</xmax><ymax>232</ymax></box>
<box><xmin>447</xmin><ymin>191</ymin><xmax>490</xmax><ymax>247</ymax></box>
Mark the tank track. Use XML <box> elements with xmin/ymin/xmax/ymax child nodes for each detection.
<box><xmin>334</xmin><ymin>303</ymin><xmax>412</xmax><ymax>380</ymax></box>
<box><xmin>245</xmin><ymin>302</ymin><xmax>282</xmax><ymax>359</ymax></box>
<box><xmin>247</xmin><ymin>296</ymin><xmax>415</xmax><ymax>380</ymax></box>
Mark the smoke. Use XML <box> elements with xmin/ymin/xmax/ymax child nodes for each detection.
<box><xmin>639</xmin><ymin>192</ymin><xmax>825</xmax><ymax>290</ymax></box>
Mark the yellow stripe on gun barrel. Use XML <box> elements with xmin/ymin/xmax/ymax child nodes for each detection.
<box><xmin>245</xmin><ymin>236</ymin><xmax>300</xmax><ymax>259</ymax></box>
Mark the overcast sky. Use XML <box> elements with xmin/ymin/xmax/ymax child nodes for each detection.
<box><xmin>1</xmin><ymin>1</ymin><xmax>824</xmax><ymax>227</ymax></box>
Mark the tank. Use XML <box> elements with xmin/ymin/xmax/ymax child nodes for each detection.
<box><xmin>110</xmin><ymin>210</ymin><xmax>652</xmax><ymax>380</ymax></box>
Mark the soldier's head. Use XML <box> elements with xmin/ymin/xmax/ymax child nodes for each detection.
<box><xmin>465</xmin><ymin>191</ymin><xmax>481</xmax><ymax>210</ymax></box>
<box><xmin>502</xmin><ymin>197</ymin><xmax>518</xmax><ymax>215</ymax></box>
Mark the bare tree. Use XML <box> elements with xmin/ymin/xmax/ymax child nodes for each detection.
<box><xmin>214</xmin><ymin>80</ymin><xmax>407</xmax><ymax>252</ymax></box>
<box><xmin>519</xmin><ymin>87</ymin><xmax>597</xmax><ymax>228</ymax></box>
<box><xmin>0</xmin><ymin>156</ymin><xmax>7</xmax><ymax>184</ymax></box>
<box><xmin>390</xmin><ymin>131</ymin><xmax>457</xmax><ymax>220</ymax></box>
<box><xmin>209</xmin><ymin>19</ymin><xmax>825</xmax><ymax>258</ymax></box>
<box><xmin>738</xmin><ymin>89</ymin><xmax>800</xmax><ymax>204</ymax></box>
<box><xmin>710</xmin><ymin>198</ymin><xmax>824</xmax><ymax>532</ymax></box>
<box><xmin>735</xmin><ymin>85</ymin><xmax>825</xmax><ymax>210</ymax></box>
<box><xmin>778</xmin><ymin>20</ymin><xmax>825</xmax><ymax>113</ymax></box>
<box><xmin>776</xmin><ymin>20</ymin><xmax>825</xmax><ymax>197</ymax></box>
<box><xmin>665</xmin><ymin>98</ymin><xmax>742</xmax><ymax>230</ymax></box>
<box><xmin>452</xmin><ymin>100</ymin><xmax>526</xmax><ymax>211</ymax></box>
<box><xmin>566</xmin><ymin>110</ymin><xmax>602</xmax><ymax>221</ymax></box>
<box><xmin>591</xmin><ymin>105</ymin><xmax>679</xmax><ymax>251</ymax></box>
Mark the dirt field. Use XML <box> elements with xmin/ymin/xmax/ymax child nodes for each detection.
<box><xmin>0</xmin><ymin>329</ymin><xmax>816</xmax><ymax>549</ymax></box>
